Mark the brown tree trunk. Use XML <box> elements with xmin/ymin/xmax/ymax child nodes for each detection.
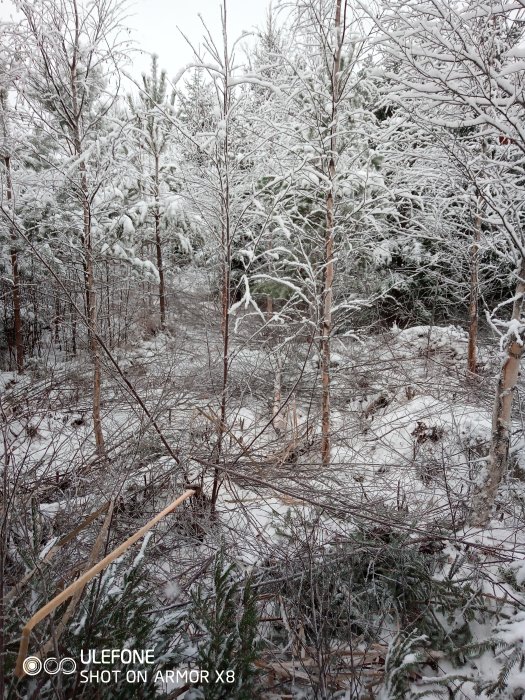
<box><xmin>79</xmin><ymin>160</ymin><xmax>105</xmax><ymax>456</ymax></box>
<box><xmin>211</xmin><ymin>211</ymin><xmax>230</xmax><ymax>511</ymax></box>
<box><xmin>320</xmin><ymin>0</ymin><xmax>342</xmax><ymax>468</ymax></box>
<box><xmin>467</xmin><ymin>208</ymin><xmax>481</xmax><ymax>374</ymax></box>
<box><xmin>272</xmin><ymin>351</ymin><xmax>283</xmax><ymax>434</ymax></box>
<box><xmin>468</xmin><ymin>135</ymin><xmax>486</xmax><ymax>376</ymax></box>
<box><xmin>3</xmin><ymin>155</ymin><xmax>23</xmax><ymax>374</ymax></box>
<box><xmin>72</xmin><ymin>312</ymin><xmax>77</xmax><ymax>356</ymax></box>
<box><xmin>70</xmin><ymin>18</ymin><xmax>104</xmax><ymax>454</ymax></box>
<box><xmin>0</xmin><ymin>530</ymin><xmax>4</xmax><ymax>700</ymax></box>
<box><xmin>105</xmin><ymin>260</ymin><xmax>112</xmax><ymax>348</ymax></box>
<box><xmin>321</xmin><ymin>195</ymin><xmax>334</xmax><ymax>467</ymax></box>
<box><xmin>0</xmin><ymin>425</ymin><xmax>8</xmax><ymax>700</ymax></box>
<box><xmin>10</xmin><ymin>250</ymin><xmax>23</xmax><ymax>374</ymax></box>
<box><xmin>470</xmin><ymin>257</ymin><xmax>525</xmax><ymax>526</ymax></box>
<box><xmin>211</xmin><ymin>0</ymin><xmax>231</xmax><ymax>512</ymax></box>
<box><xmin>154</xmin><ymin>154</ymin><xmax>166</xmax><ymax>329</ymax></box>
<box><xmin>54</xmin><ymin>293</ymin><xmax>61</xmax><ymax>348</ymax></box>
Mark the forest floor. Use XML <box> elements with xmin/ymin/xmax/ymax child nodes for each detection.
<box><xmin>4</xmin><ymin>268</ymin><xmax>525</xmax><ymax>698</ymax></box>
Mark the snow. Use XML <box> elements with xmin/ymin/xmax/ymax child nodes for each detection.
<box><xmin>121</xmin><ymin>214</ymin><xmax>135</xmax><ymax>236</ymax></box>
<box><xmin>5</xmin><ymin>1</ymin><xmax>525</xmax><ymax>695</ymax></box>
<box><xmin>39</xmin><ymin>496</ymin><xmax>94</xmax><ymax>517</ymax></box>
<box><xmin>0</xmin><ymin>371</ymin><xmax>18</xmax><ymax>393</ymax></box>
<box><xmin>507</xmin><ymin>44</ymin><xmax>525</xmax><ymax>59</ymax></box>
<box><xmin>163</xmin><ymin>581</ymin><xmax>180</xmax><ymax>600</ymax></box>
<box><xmin>495</xmin><ymin>612</ymin><xmax>525</xmax><ymax>650</ymax></box>
<box><xmin>394</xmin><ymin>325</ymin><xmax>468</xmax><ymax>360</ymax></box>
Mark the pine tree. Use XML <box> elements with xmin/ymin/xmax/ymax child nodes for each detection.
<box><xmin>127</xmin><ymin>55</ymin><xmax>176</xmax><ymax>330</ymax></box>
<box><xmin>191</xmin><ymin>550</ymin><xmax>259</xmax><ymax>700</ymax></box>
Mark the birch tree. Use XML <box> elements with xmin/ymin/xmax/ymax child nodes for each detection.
<box><xmin>19</xmin><ymin>0</ymin><xmax>128</xmax><ymax>455</ymax></box>
<box><xmin>175</xmin><ymin>2</ymin><xmax>265</xmax><ymax>509</ymax></box>
<box><xmin>370</xmin><ymin>0</ymin><xmax>525</xmax><ymax>524</ymax></box>
<box><xmin>263</xmin><ymin>0</ymin><xmax>379</xmax><ymax>466</ymax></box>
<box><xmin>319</xmin><ymin>0</ymin><xmax>343</xmax><ymax>467</ymax></box>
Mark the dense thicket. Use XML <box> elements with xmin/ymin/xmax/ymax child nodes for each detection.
<box><xmin>3</xmin><ymin>1</ymin><xmax>525</xmax><ymax>698</ymax></box>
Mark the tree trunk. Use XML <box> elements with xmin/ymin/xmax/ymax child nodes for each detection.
<box><xmin>72</xmin><ymin>312</ymin><xmax>77</xmax><ymax>356</ymax></box>
<box><xmin>211</xmin><ymin>0</ymin><xmax>231</xmax><ymax>513</ymax></box>
<box><xmin>467</xmin><ymin>208</ymin><xmax>481</xmax><ymax>374</ymax></box>
<box><xmin>105</xmin><ymin>259</ymin><xmax>112</xmax><ymax>348</ymax></box>
<box><xmin>320</xmin><ymin>0</ymin><xmax>342</xmax><ymax>468</ymax></box>
<box><xmin>468</xmin><ymin>135</ymin><xmax>486</xmax><ymax>376</ymax></box>
<box><xmin>272</xmin><ymin>351</ymin><xmax>283</xmax><ymax>434</ymax></box>
<box><xmin>80</xmin><ymin>162</ymin><xmax>105</xmax><ymax>456</ymax></box>
<box><xmin>3</xmin><ymin>155</ymin><xmax>23</xmax><ymax>374</ymax></box>
<box><xmin>69</xmin><ymin>2</ymin><xmax>104</xmax><ymax>456</ymax></box>
<box><xmin>154</xmin><ymin>154</ymin><xmax>166</xmax><ymax>329</ymax></box>
<box><xmin>321</xmin><ymin>195</ymin><xmax>334</xmax><ymax>467</ymax></box>
<box><xmin>10</xmin><ymin>250</ymin><xmax>23</xmax><ymax>374</ymax></box>
<box><xmin>54</xmin><ymin>293</ymin><xmax>61</xmax><ymax>348</ymax></box>
<box><xmin>470</xmin><ymin>257</ymin><xmax>525</xmax><ymax>526</ymax></box>
<box><xmin>0</xmin><ymin>427</ymin><xmax>8</xmax><ymax>700</ymax></box>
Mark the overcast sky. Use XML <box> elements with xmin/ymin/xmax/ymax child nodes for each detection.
<box><xmin>127</xmin><ymin>0</ymin><xmax>270</xmax><ymax>77</ymax></box>
<box><xmin>0</xmin><ymin>0</ymin><xmax>271</xmax><ymax>79</ymax></box>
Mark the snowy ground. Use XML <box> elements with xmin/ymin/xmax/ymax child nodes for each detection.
<box><xmin>3</xmin><ymin>269</ymin><xmax>525</xmax><ymax>698</ymax></box>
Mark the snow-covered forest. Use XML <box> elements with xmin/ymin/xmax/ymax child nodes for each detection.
<box><xmin>3</xmin><ymin>0</ymin><xmax>525</xmax><ymax>697</ymax></box>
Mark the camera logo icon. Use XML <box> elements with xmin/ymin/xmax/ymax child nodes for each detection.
<box><xmin>22</xmin><ymin>657</ymin><xmax>42</xmax><ymax>676</ymax></box>
<box><xmin>60</xmin><ymin>658</ymin><xmax>77</xmax><ymax>675</ymax></box>
<box><xmin>22</xmin><ymin>656</ymin><xmax>77</xmax><ymax>676</ymax></box>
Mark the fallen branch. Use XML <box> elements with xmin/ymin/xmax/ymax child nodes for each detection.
<box><xmin>5</xmin><ymin>501</ymin><xmax>111</xmax><ymax>603</ymax></box>
<box><xmin>37</xmin><ymin>501</ymin><xmax>115</xmax><ymax>659</ymax></box>
<box><xmin>14</xmin><ymin>489</ymin><xmax>195</xmax><ymax>678</ymax></box>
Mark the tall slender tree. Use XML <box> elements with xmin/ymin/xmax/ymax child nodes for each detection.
<box><xmin>320</xmin><ymin>0</ymin><xmax>343</xmax><ymax>467</ymax></box>
<box><xmin>370</xmin><ymin>0</ymin><xmax>525</xmax><ymax>524</ymax></box>
<box><xmin>128</xmin><ymin>55</ymin><xmax>175</xmax><ymax>330</ymax></box>
<box><xmin>20</xmin><ymin>0</ymin><xmax>128</xmax><ymax>455</ymax></box>
<box><xmin>260</xmin><ymin>0</ymin><xmax>377</xmax><ymax>466</ymax></box>
<box><xmin>0</xmin><ymin>83</ymin><xmax>23</xmax><ymax>374</ymax></box>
